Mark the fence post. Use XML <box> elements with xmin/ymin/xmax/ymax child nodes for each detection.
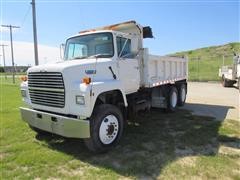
<box><xmin>197</xmin><ymin>56</ymin><xmax>200</xmax><ymax>81</ymax></box>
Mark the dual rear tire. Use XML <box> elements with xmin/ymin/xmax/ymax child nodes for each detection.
<box><xmin>166</xmin><ymin>84</ymin><xmax>187</xmax><ymax>112</ymax></box>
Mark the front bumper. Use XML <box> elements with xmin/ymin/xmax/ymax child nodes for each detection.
<box><xmin>20</xmin><ymin>107</ymin><xmax>90</xmax><ymax>138</ymax></box>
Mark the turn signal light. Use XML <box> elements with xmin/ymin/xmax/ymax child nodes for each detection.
<box><xmin>20</xmin><ymin>75</ymin><xmax>28</xmax><ymax>82</ymax></box>
<box><xmin>82</xmin><ymin>77</ymin><xmax>91</xmax><ymax>84</ymax></box>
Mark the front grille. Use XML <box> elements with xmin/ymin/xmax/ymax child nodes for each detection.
<box><xmin>28</xmin><ymin>72</ymin><xmax>65</xmax><ymax>108</ymax></box>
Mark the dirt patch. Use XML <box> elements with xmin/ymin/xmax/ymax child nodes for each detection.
<box><xmin>56</xmin><ymin>160</ymin><xmax>89</xmax><ymax>177</ymax></box>
<box><xmin>21</xmin><ymin>166</ymin><xmax>29</xmax><ymax>172</ymax></box>
<box><xmin>0</xmin><ymin>152</ymin><xmax>12</xmax><ymax>161</ymax></box>
<box><xmin>219</xmin><ymin>145</ymin><xmax>240</xmax><ymax>156</ymax></box>
<box><xmin>176</xmin><ymin>156</ymin><xmax>197</xmax><ymax>167</ymax></box>
<box><xmin>118</xmin><ymin>177</ymin><xmax>133</xmax><ymax>180</ymax></box>
<box><xmin>0</xmin><ymin>152</ymin><xmax>6</xmax><ymax>159</ymax></box>
<box><xmin>58</xmin><ymin>166</ymin><xmax>84</xmax><ymax>177</ymax></box>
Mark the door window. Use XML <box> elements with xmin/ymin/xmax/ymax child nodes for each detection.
<box><xmin>117</xmin><ymin>37</ymin><xmax>131</xmax><ymax>57</ymax></box>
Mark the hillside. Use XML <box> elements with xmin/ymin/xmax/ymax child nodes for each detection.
<box><xmin>173</xmin><ymin>42</ymin><xmax>240</xmax><ymax>58</ymax></box>
<box><xmin>173</xmin><ymin>42</ymin><xmax>240</xmax><ymax>81</ymax></box>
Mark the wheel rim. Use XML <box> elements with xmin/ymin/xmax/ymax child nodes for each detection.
<box><xmin>181</xmin><ymin>88</ymin><xmax>186</xmax><ymax>102</ymax></box>
<box><xmin>99</xmin><ymin>115</ymin><xmax>119</xmax><ymax>145</ymax></box>
<box><xmin>171</xmin><ymin>91</ymin><xmax>177</xmax><ymax>107</ymax></box>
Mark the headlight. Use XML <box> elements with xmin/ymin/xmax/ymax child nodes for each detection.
<box><xmin>21</xmin><ymin>90</ymin><xmax>27</xmax><ymax>97</ymax></box>
<box><xmin>76</xmin><ymin>95</ymin><xmax>85</xmax><ymax>105</ymax></box>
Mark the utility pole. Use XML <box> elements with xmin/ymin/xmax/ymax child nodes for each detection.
<box><xmin>0</xmin><ymin>44</ymin><xmax>8</xmax><ymax>79</ymax></box>
<box><xmin>1</xmin><ymin>25</ymin><xmax>20</xmax><ymax>83</ymax></box>
<box><xmin>31</xmin><ymin>0</ymin><xmax>39</xmax><ymax>65</ymax></box>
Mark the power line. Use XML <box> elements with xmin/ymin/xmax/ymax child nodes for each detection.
<box><xmin>21</xmin><ymin>4</ymin><xmax>31</xmax><ymax>27</ymax></box>
<box><xmin>1</xmin><ymin>25</ymin><xmax>20</xmax><ymax>84</ymax></box>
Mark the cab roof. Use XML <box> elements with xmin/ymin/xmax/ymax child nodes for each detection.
<box><xmin>68</xmin><ymin>20</ymin><xmax>153</xmax><ymax>40</ymax></box>
<box><xmin>78</xmin><ymin>20</ymin><xmax>140</xmax><ymax>34</ymax></box>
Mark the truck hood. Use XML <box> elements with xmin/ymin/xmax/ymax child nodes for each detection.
<box><xmin>26</xmin><ymin>57</ymin><xmax>118</xmax><ymax>115</ymax></box>
<box><xmin>28</xmin><ymin>58</ymin><xmax>112</xmax><ymax>73</ymax></box>
<box><xmin>27</xmin><ymin>57</ymin><xmax>117</xmax><ymax>88</ymax></box>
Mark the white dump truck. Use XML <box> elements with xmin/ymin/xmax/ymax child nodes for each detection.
<box><xmin>219</xmin><ymin>55</ymin><xmax>240</xmax><ymax>89</ymax></box>
<box><xmin>20</xmin><ymin>21</ymin><xmax>188</xmax><ymax>152</ymax></box>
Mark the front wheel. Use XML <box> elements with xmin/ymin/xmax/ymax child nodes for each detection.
<box><xmin>84</xmin><ymin>104</ymin><xmax>124</xmax><ymax>153</ymax></box>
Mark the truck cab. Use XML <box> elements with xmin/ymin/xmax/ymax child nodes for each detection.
<box><xmin>219</xmin><ymin>55</ymin><xmax>240</xmax><ymax>89</ymax></box>
<box><xmin>64</xmin><ymin>30</ymin><xmax>141</xmax><ymax>93</ymax></box>
<box><xmin>20</xmin><ymin>21</ymin><xmax>188</xmax><ymax>152</ymax></box>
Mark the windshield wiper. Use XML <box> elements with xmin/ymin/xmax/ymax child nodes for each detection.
<box><xmin>71</xmin><ymin>54</ymin><xmax>111</xmax><ymax>60</ymax></box>
<box><xmin>87</xmin><ymin>54</ymin><xmax>112</xmax><ymax>59</ymax></box>
<box><xmin>72</xmin><ymin>56</ymin><xmax>88</xmax><ymax>60</ymax></box>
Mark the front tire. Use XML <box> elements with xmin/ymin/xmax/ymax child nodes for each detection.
<box><xmin>84</xmin><ymin>104</ymin><xmax>124</xmax><ymax>153</ymax></box>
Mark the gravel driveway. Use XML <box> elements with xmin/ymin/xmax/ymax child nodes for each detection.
<box><xmin>181</xmin><ymin>82</ymin><xmax>239</xmax><ymax>121</ymax></box>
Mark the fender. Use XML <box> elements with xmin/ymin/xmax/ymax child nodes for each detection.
<box><xmin>79</xmin><ymin>80</ymin><xmax>127</xmax><ymax>118</ymax></box>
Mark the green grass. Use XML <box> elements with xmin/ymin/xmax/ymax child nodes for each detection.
<box><xmin>1</xmin><ymin>78</ymin><xmax>240</xmax><ymax>179</ymax></box>
<box><xmin>188</xmin><ymin>56</ymin><xmax>233</xmax><ymax>81</ymax></box>
<box><xmin>0</xmin><ymin>72</ymin><xmax>27</xmax><ymax>76</ymax></box>
<box><xmin>174</xmin><ymin>42</ymin><xmax>240</xmax><ymax>81</ymax></box>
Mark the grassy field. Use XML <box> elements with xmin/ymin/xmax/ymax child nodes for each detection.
<box><xmin>188</xmin><ymin>56</ymin><xmax>232</xmax><ymax>81</ymax></box>
<box><xmin>1</xmin><ymin>78</ymin><xmax>240</xmax><ymax>179</ymax></box>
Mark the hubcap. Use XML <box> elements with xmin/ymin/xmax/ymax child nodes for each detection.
<box><xmin>171</xmin><ymin>91</ymin><xmax>177</xmax><ymax>107</ymax></box>
<box><xmin>99</xmin><ymin>115</ymin><xmax>119</xmax><ymax>145</ymax></box>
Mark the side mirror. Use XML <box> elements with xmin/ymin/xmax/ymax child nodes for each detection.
<box><xmin>60</xmin><ymin>43</ymin><xmax>65</xmax><ymax>60</ymax></box>
<box><xmin>143</xmin><ymin>26</ymin><xmax>153</xmax><ymax>38</ymax></box>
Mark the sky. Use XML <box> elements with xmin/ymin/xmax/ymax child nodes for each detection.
<box><xmin>0</xmin><ymin>0</ymin><xmax>239</xmax><ymax>66</ymax></box>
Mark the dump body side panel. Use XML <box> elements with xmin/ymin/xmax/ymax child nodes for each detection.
<box><xmin>141</xmin><ymin>48</ymin><xmax>187</xmax><ymax>88</ymax></box>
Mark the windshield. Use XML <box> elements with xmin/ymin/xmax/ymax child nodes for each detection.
<box><xmin>64</xmin><ymin>32</ymin><xmax>114</xmax><ymax>60</ymax></box>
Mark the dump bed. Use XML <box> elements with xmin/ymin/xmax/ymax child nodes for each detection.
<box><xmin>141</xmin><ymin>49</ymin><xmax>188</xmax><ymax>87</ymax></box>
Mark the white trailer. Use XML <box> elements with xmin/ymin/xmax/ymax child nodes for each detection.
<box><xmin>20</xmin><ymin>21</ymin><xmax>188</xmax><ymax>152</ymax></box>
<box><xmin>219</xmin><ymin>55</ymin><xmax>240</xmax><ymax>89</ymax></box>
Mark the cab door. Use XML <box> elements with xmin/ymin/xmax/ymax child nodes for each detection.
<box><xmin>117</xmin><ymin>36</ymin><xmax>140</xmax><ymax>94</ymax></box>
